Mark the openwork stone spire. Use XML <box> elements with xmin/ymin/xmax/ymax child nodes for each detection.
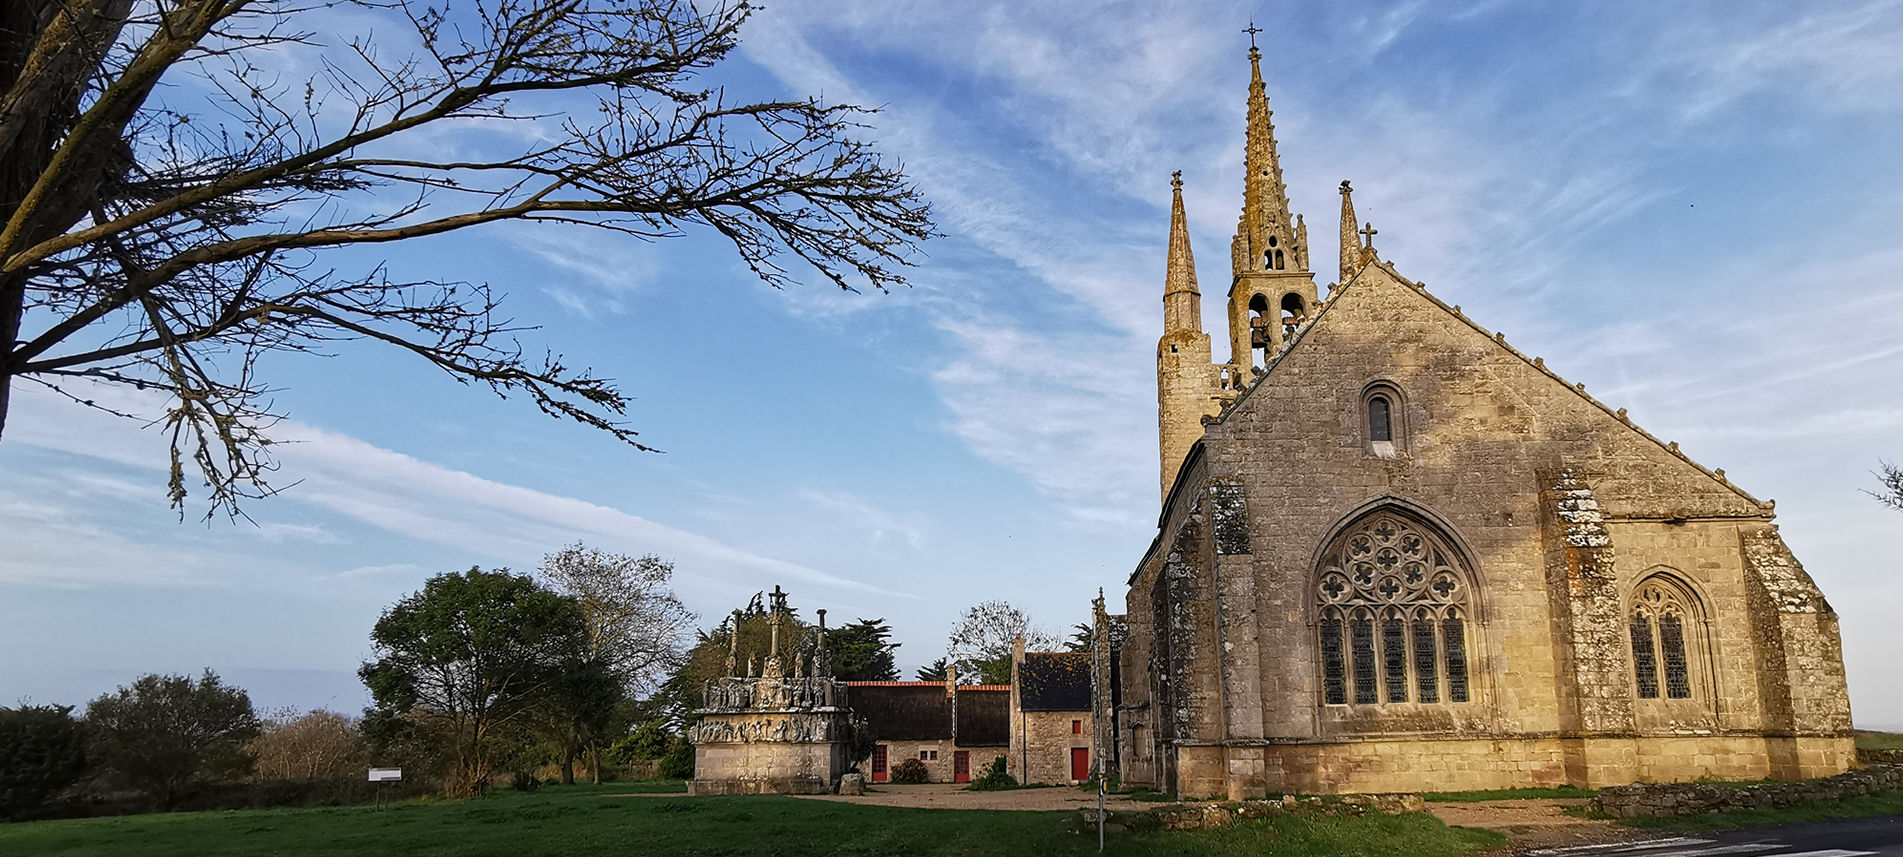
<box><xmin>1164</xmin><ymin>171</ymin><xmax>1201</xmax><ymax>332</ymax></box>
<box><xmin>1231</xmin><ymin>46</ymin><xmax>1304</xmax><ymax>278</ymax></box>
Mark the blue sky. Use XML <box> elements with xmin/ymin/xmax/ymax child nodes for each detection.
<box><xmin>4</xmin><ymin>1</ymin><xmax>1902</xmax><ymax>728</ymax></box>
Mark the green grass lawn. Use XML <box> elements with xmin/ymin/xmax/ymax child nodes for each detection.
<box><xmin>1855</xmin><ymin>730</ymin><xmax>1903</xmax><ymax>750</ymax></box>
<box><xmin>0</xmin><ymin>782</ymin><xmax>1504</xmax><ymax>857</ymax></box>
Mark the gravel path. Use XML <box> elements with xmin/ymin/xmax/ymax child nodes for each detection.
<box><xmin>795</xmin><ymin>783</ymin><xmax>1148</xmax><ymax>812</ymax></box>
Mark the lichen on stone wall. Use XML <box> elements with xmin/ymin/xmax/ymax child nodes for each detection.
<box><xmin>1741</xmin><ymin>526</ymin><xmax>1830</xmax><ymax>615</ymax></box>
<box><xmin>1210</xmin><ymin>480</ymin><xmax>1251</xmax><ymax>555</ymax></box>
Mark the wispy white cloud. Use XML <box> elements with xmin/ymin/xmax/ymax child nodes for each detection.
<box><xmin>3</xmin><ymin>382</ymin><xmax>913</xmax><ymax>601</ymax></box>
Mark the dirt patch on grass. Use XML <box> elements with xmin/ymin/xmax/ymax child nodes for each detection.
<box><xmin>1428</xmin><ymin>798</ymin><xmax>1632</xmax><ymax>851</ymax></box>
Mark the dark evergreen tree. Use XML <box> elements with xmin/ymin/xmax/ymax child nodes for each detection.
<box><xmin>828</xmin><ymin>618</ymin><xmax>900</xmax><ymax>682</ymax></box>
<box><xmin>0</xmin><ymin>704</ymin><xmax>88</xmax><ymax>820</ymax></box>
<box><xmin>915</xmin><ymin>658</ymin><xmax>950</xmax><ymax>682</ymax></box>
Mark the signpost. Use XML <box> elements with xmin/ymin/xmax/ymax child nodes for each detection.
<box><xmin>368</xmin><ymin>767</ymin><xmax>402</xmax><ymax>809</ymax></box>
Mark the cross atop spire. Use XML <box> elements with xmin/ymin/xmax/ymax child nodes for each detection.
<box><xmin>1359</xmin><ymin>222</ymin><xmax>1379</xmax><ymax>249</ymax></box>
<box><xmin>1231</xmin><ymin>43</ymin><xmax>1302</xmax><ymax>278</ymax></box>
<box><xmin>1243</xmin><ymin>19</ymin><xmax>1262</xmax><ymax>50</ymax></box>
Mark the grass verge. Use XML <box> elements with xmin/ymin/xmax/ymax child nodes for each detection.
<box><xmin>1854</xmin><ymin>730</ymin><xmax>1903</xmax><ymax>750</ymax></box>
<box><xmin>0</xmin><ymin>781</ymin><xmax>1504</xmax><ymax>857</ymax></box>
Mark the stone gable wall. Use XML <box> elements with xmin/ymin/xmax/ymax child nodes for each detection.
<box><xmin>1122</xmin><ymin>262</ymin><xmax>1851</xmax><ymax>797</ymax></box>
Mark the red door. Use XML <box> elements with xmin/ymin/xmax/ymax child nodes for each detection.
<box><xmin>953</xmin><ymin>751</ymin><xmax>970</xmax><ymax>783</ymax></box>
<box><xmin>1070</xmin><ymin>747</ymin><xmax>1089</xmax><ymax>782</ymax></box>
<box><xmin>871</xmin><ymin>745</ymin><xmax>889</xmax><ymax>783</ymax></box>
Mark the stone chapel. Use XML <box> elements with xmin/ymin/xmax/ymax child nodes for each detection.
<box><xmin>1097</xmin><ymin>45</ymin><xmax>1855</xmax><ymax>800</ymax></box>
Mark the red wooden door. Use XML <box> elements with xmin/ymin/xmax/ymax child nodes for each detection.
<box><xmin>871</xmin><ymin>745</ymin><xmax>889</xmax><ymax>783</ymax></box>
<box><xmin>953</xmin><ymin>751</ymin><xmax>970</xmax><ymax>783</ymax></box>
<box><xmin>1070</xmin><ymin>747</ymin><xmax>1089</xmax><ymax>782</ymax></box>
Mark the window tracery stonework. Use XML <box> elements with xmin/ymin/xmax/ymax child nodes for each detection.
<box><xmin>1316</xmin><ymin>511</ymin><xmax>1473</xmax><ymax>706</ymax></box>
<box><xmin>1630</xmin><ymin>576</ymin><xmax>1699</xmax><ymax>701</ymax></box>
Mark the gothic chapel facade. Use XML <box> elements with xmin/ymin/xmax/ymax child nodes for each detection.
<box><xmin>1106</xmin><ymin>46</ymin><xmax>1854</xmax><ymax>799</ymax></box>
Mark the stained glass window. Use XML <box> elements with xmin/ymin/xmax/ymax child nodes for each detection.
<box><xmin>1351</xmin><ymin>611</ymin><xmax>1377</xmax><ymax>705</ymax></box>
<box><xmin>1412</xmin><ymin>614</ymin><xmax>1439</xmax><ymax>703</ymax></box>
<box><xmin>1382</xmin><ymin>615</ymin><xmax>1408</xmax><ymax>703</ymax></box>
<box><xmin>1320</xmin><ymin>613</ymin><xmax>1346</xmax><ymax>705</ymax></box>
<box><xmin>1443</xmin><ymin>615</ymin><xmax>1469</xmax><ymax>703</ymax></box>
<box><xmin>1632</xmin><ymin>575</ymin><xmax>1702</xmax><ymax>702</ymax></box>
<box><xmin>1659</xmin><ymin>614</ymin><xmax>1691</xmax><ymax>699</ymax></box>
<box><xmin>1315</xmin><ymin>510</ymin><xmax>1474</xmax><ymax>707</ymax></box>
<box><xmin>1630</xmin><ymin>615</ymin><xmax>1659</xmax><ymax>699</ymax></box>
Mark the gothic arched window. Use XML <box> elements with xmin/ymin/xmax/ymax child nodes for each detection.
<box><xmin>1317</xmin><ymin>511</ymin><xmax>1473</xmax><ymax>706</ymax></box>
<box><xmin>1630</xmin><ymin>575</ymin><xmax>1701</xmax><ymax>700</ymax></box>
<box><xmin>1368</xmin><ymin>396</ymin><xmax>1392</xmax><ymax>442</ymax></box>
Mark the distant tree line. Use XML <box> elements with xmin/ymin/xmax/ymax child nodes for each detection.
<box><xmin>2</xmin><ymin>551</ymin><xmax>1093</xmax><ymax>820</ymax></box>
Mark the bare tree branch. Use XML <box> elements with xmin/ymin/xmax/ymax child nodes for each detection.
<box><xmin>0</xmin><ymin>0</ymin><xmax>936</xmax><ymax>520</ymax></box>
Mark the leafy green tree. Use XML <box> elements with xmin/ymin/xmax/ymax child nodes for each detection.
<box><xmin>536</xmin><ymin>544</ymin><xmax>693</xmax><ymax>783</ymax></box>
<box><xmin>85</xmin><ymin>671</ymin><xmax>260</xmax><ymax>809</ymax></box>
<box><xmin>0</xmin><ymin>0</ymin><xmax>933</xmax><ymax>517</ymax></box>
<box><xmin>828</xmin><ymin>618</ymin><xmax>900</xmax><ymax>681</ymax></box>
<box><xmin>915</xmin><ymin>658</ymin><xmax>950</xmax><ymax>683</ymax></box>
<box><xmin>0</xmin><ymin>704</ymin><xmax>89</xmax><ymax>820</ymax></box>
<box><xmin>359</xmin><ymin>568</ymin><xmax>589</xmax><ymax>797</ymax></box>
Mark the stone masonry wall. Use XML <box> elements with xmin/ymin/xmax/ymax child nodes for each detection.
<box><xmin>1126</xmin><ymin>261</ymin><xmax>1850</xmax><ymax>797</ymax></box>
<box><xmin>1596</xmin><ymin>764</ymin><xmax>1903</xmax><ymax>818</ymax></box>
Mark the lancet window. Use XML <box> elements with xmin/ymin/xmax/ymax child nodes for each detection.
<box><xmin>1316</xmin><ymin>511</ymin><xmax>1473</xmax><ymax>706</ymax></box>
<box><xmin>1630</xmin><ymin>575</ymin><xmax>1700</xmax><ymax>701</ymax></box>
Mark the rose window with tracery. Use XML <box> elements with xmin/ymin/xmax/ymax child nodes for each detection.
<box><xmin>1316</xmin><ymin>511</ymin><xmax>1473</xmax><ymax>706</ymax></box>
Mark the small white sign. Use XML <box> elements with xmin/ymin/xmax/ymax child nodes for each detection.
<box><xmin>367</xmin><ymin>767</ymin><xmax>403</xmax><ymax>782</ymax></box>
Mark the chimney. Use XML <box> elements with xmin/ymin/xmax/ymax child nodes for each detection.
<box><xmin>945</xmin><ymin>662</ymin><xmax>957</xmax><ymax>696</ymax></box>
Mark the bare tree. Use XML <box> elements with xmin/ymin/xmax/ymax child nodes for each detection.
<box><xmin>946</xmin><ymin>600</ymin><xmax>1057</xmax><ymax>686</ymax></box>
<box><xmin>538</xmin><ymin>544</ymin><xmax>692</xmax><ymax>691</ymax></box>
<box><xmin>536</xmin><ymin>543</ymin><xmax>691</xmax><ymax>783</ymax></box>
<box><xmin>1872</xmin><ymin>460</ymin><xmax>1903</xmax><ymax>512</ymax></box>
<box><xmin>0</xmin><ymin>0</ymin><xmax>933</xmax><ymax>517</ymax></box>
<box><xmin>250</xmin><ymin>708</ymin><xmax>364</xmax><ymax>781</ymax></box>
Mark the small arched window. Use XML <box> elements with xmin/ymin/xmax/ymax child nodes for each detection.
<box><xmin>1630</xmin><ymin>575</ymin><xmax>1702</xmax><ymax>701</ymax></box>
<box><xmin>1368</xmin><ymin>396</ymin><xmax>1392</xmax><ymax>442</ymax></box>
<box><xmin>1362</xmin><ymin>382</ymin><xmax>1406</xmax><ymax>456</ymax></box>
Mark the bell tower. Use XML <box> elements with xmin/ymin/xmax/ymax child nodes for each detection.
<box><xmin>1157</xmin><ymin>172</ymin><xmax>1223</xmax><ymax>498</ymax></box>
<box><xmin>1226</xmin><ymin>44</ymin><xmax>1319</xmax><ymax>381</ymax></box>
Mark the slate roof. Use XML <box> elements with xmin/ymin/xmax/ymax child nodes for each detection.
<box><xmin>844</xmin><ymin>682</ymin><xmax>1012</xmax><ymax>746</ymax></box>
<box><xmin>954</xmin><ymin>687</ymin><xmax>1009</xmax><ymax>747</ymax></box>
<box><xmin>847</xmin><ymin>683</ymin><xmax>951</xmax><ymax>741</ymax></box>
<box><xmin>1019</xmin><ymin>652</ymin><xmax>1091</xmax><ymax>711</ymax></box>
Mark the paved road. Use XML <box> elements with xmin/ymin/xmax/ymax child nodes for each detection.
<box><xmin>1521</xmin><ymin>816</ymin><xmax>1903</xmax><ymax>857</ymax></box>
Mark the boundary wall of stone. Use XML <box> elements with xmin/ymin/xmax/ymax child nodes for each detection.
<box><xmin>1079</xmin><ymin>793</ymin><xmax>1426</xmax><ymax>832</ymax></box>
<box><xmin>1857</xmin><ymin>748</ymin><xmax>1903</xmax><ymax>766</ymax></box>
<box><xmin>1593</xmin><ymin>765</ymin><xmax>1903</xmax><ymax>818</ymax></box>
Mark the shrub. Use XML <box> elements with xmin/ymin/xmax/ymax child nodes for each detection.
<box><xmin>890</xmin><ymin>758</ymin><xmax>929</xmax><ymax>784</ymax></box>
<box><xmin>656</xmin><ymin>737</ymin><xmax>695</xmax><ymax>780</ymax></box>
<box><xmin>966</xmin><ymin>756</ymin><xmax>1017</xmax><ymax>791</ymax></box>
<box><xmin>605</xmin><ymin>721</ymin><xmax>674</xmax><ymax>766</ymax></box>
<box><xmin>250</xmin><ymin>709</ymin><xmax>364</xmax><ymax>781</ymax></box>
<box><xmin>85</xmin><ymin>670</ymin><xmax>260</xmax><ymax>809</ymax></box>
<box><xmin>0</xmin><ymin>705</ymin><xmax>89</xmax><ymax>820</ymax></box>
<box><xmin>511</xmin><ymin>771</ymin><xmax>539</xmax><ymax>792</ymax></box>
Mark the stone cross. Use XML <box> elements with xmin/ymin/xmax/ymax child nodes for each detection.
<box><xmin>1359</xmin><ymin>221</ymin><xmax>1379</xmax><ymax>250</ymax></box>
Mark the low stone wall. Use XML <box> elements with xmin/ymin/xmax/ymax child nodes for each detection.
<box><xmin>1594</xmin><ymin>765</ymin><xmax>1903</xmax><ymax>818</ymax></box>
<box><xmin>1858</xmin><ymin>748</ymin><xmax>1903</xmax><ymax>766</ymax></box>
<box><xmin>1080</xmin><ymin>793</ymin><xmax>1426</xmax><ymax>832</ymax></box>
